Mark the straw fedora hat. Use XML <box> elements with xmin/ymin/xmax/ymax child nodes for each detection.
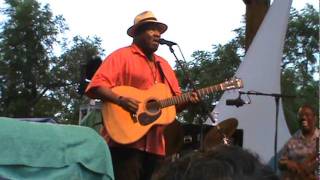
<box><xmin>127</xmin><ymin>11</ymin><xmax>167</xmax><ymax>37</ymax></box>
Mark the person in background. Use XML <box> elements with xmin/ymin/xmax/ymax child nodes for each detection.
<box><xmin>85</xmin><ymin>11</ymin><xmax>199</xmax><ymax>180</ymax></box>
<box><xmin>278</xmin><ymin>104</ymin><xmax>318</xmax><ymax>180</ymax></box>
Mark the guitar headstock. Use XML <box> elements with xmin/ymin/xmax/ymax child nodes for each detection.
<box><xmin>221</xmin><ymin>78</ymin><xmax>243</xmax><ymax>90</ymax></box>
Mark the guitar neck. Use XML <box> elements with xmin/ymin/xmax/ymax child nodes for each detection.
<box><xmin>159</xmin><ymin>84</ymin><xmax>224</xmax><ymax>108</ymax></box>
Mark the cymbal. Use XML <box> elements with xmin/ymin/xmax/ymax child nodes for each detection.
<box><xmin>203</xmin><ymin>118</ymin><xmax>238</xmax><ymax>151</ymax></box>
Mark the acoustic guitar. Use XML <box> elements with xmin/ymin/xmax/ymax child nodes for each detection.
<box><xmin>102</xmin><ymin>78</ymin><xmax>243</xmax><ymax>144</ymax></box>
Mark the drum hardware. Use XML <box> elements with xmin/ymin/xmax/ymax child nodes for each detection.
<box><xmin>216</xmin><ymin>123</ymin><xmax>231</xmax><ymax>145</ymax></box>
<box><xmin>203</xmin><ymin>118</ymin><xmax>239</xmax><ymax>151</ymax></box>
<box><xmin>164</xmin><ymin>118</ymin><xmax>240</xmax><ymax>161</ymax></box>
<box><xmin>183</xmin><ymin>135</ymin><xmax>193</xmax><ymax>144</ymax></box>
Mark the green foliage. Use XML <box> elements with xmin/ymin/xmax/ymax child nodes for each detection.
<box><xmin>0</xmin><ymin>1</ymin><xmax>318</xmax><ymax>129</ymax></box>
<box><xmin>0</xmin><ymin>0</ymin><xmax>103</xmax><ymax>124</ymax></box>
<box><xmin>177</xmin><ymin>4</ymin><xmax>319</xmax><ymax>132</ymax></box>
<box><xmin>0</xmin><ymin>0</ymin><xmax>67</xmax><ymax>117</ymax></box>
<box><xmin>53</xmin><ymin>36</ymin><xmax>104</xmax><ymax>124</ymax></box>
<box><xmin>281</xmin><ymin>4</ymin><xmax>319</xmax><ymax>133</ymax></box>
<box><xmin>176</xmin><ymin>27</ymin><xmax>244</xmax><ymax>123</ymax></box>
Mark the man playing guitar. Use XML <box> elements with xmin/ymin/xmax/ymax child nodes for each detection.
<box><xmin>85</xmin><ymin>11</ymin><xmax>199</xmax><ymax>180</ymax></box>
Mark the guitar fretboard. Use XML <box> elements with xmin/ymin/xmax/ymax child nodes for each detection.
<box><xmin>159</xmin><ymin>83</ymin><xmax>223</xmax><ymax>108</ymax></box>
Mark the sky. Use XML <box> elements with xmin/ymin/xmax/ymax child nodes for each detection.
<box><xmin>0</xmin><ymin>0</ymin><xmax>318</xmax><ymax>66</ymax></box>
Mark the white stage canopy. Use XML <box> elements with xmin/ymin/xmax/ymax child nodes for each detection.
<box><xmin>205</xmin><ymin>0</ymin><xmax>292</xmax><ymax>165</ymax></box>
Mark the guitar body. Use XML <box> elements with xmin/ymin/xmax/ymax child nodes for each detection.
<box><xmin>102</xmin><ymin>83</ymin><xmax>177</xmax><ymax>144</ymax></box>
<box><xmin>101</xmin><ymin>78</ymin><xmax>243</xmax><ymax>144</ymax></box>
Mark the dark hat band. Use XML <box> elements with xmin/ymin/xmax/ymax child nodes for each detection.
<box><xmin>138</xmin><ymin>17</ymin><xmax>157</xmax><ymax>24</ymax></box>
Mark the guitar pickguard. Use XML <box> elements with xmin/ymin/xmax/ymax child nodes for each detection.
<box><xmin>138</xmin><ymin>111</ymin><xmax>162</xmax><ymax>125</ymax></box>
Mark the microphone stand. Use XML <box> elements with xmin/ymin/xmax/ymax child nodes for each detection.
<box><xmin>239</xmin><ymin>91</ymin><xmax>295</xmax><ymax>171</ymax></box>
<box><xmin>165</xmin><ymin>44</ymin><xmax>217</xmax><ymax>152</ymax></box>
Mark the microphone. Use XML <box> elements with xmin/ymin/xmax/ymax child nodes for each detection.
<box><xmin>226</xmin><ymin>96</ymin><xmax>246</xmax><ymax>107</ymax></box>
<box><xmin>159</xmin><ymin>38</ymin><xmax>177</xmax><ymax>46</ymax></box>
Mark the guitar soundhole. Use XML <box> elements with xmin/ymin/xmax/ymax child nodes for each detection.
<box><xmin>146</xmin><ymin>100</ymin><xmax>160</xmax><ymax>114</ymax></box>
<box><xmin>137</xmin><ymin>99</ymin><xmax>161</xmax><ymax>126</ymax></box>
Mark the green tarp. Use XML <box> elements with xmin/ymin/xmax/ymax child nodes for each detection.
<box><xmin>0</xmin><ymin>117</ymin><xmax>114</xmax><ymax>180</ymax></box>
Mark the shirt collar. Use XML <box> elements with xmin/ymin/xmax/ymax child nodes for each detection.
<box><xmin>297</xmin><ymin>128</ymin><xmax>319</xmax><ymax>140</ymax></box>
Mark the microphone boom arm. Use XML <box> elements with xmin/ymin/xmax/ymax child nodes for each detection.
<box><xmin>161</xmin><ymin>38</ymin><xmax>216</xmax><ymax>152</ymax></box>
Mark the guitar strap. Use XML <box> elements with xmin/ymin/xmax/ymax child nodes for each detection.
<box><xmin>156</xmin><ymin>62</ymin><xmax>176</xmax><ymax>95</ymax></box>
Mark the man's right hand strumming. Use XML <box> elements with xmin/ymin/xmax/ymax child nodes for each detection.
<box><xmin>117</xmin><ymin>96</ymin><xmax>140</xmax><ymax>114</ymax></box>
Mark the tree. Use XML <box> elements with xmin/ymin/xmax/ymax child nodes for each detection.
<box><xmin>0</xmin><ymin>0</ymin><xmax>103</xmax><ymax>124</ymax></box>
<box><xmin>177</xmin><ymin>4</ymin><xmax>319</xmax><ymax>132</ymax></box>
<box><xmin>0</xmin><ymin>0</ymin><xmax>67</xmax><ymax>117</ymax></box>
<box><xmin>281</xmin><ymin>4</ymin><xmax>319</xmax><ymax>133</ymax></box>
<box><xmin>53</xmin><ymin>36</ymin><xmax>104</xmax><ymax>124</ymax></box>
<box><xmin>176</xmin><ymin>27</ymin><xmax>244</xmax><ymax>123</ymax></box>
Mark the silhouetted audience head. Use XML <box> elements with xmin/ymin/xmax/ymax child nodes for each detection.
<box><xmin>152</xmin><ymin>145</ymin><xmax>279</xmax><ymax>180</ymax></box>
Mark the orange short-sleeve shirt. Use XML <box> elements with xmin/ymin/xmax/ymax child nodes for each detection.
<box><xmin>86</xmin><ymin>44</ymin><xmax>181</xmax><ymax>156</ymax></box>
